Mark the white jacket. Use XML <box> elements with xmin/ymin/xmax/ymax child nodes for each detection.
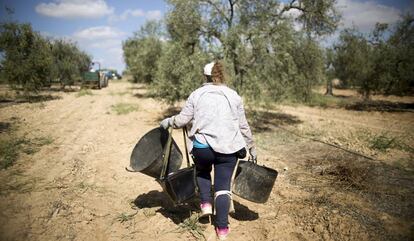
<box><xmin>172</xmin><ymin>83</ymin><xmax>254</xmax><ymax>154</ymax></box>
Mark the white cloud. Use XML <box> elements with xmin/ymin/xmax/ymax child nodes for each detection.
<box><xmin>109</xmin><ymin>8</ymin><xmax>162</xmax><ymax>22</ymax></box>
<box><xmin>146</xmin><ymin>10</ymin><xmax>162</xmax><ymax>20</ymax></box>
<box><xmin>35</xmin><ymin>0</ymin><xmax>113</xmax><ymax>19</ymax></box>
<box><xmin>337</xmin><ymin>0</ymin><xmax>402</xmax><ymax>32</ymax></box>
<box><xmin>71</xmin><ymin>26</ymin><xmax>125</xmax><ymax>71</ymax></box>
<box><xmin>73</xmin><ymin>26</ymin><xmax>125</xmax><ymax>40</ymax></box>
<box><xmin>89</xmin><ymin>39</ymin><xmax>121</xmax><ymax>49</ymax></box>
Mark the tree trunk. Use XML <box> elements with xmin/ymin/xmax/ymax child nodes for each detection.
<box><xmin>325</xmin><ymin>78</ymin><xmax>333</xmax><ymax>95</ymax></box>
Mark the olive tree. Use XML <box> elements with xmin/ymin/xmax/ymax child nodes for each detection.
<box><xmin>50</xmin><ymin>39</ymin><xmax>91</xmax><ymax>88</ymax></box>
<box><xmin>151</xmin><ymin>0</ymin><xmax>339</xmax><ymax>103</ymax></box>
<box><xmin>0</xmin><ymin>22</ymin><xmax>53</xmax><ymax>92</ymax></box>
<box><xmin>122</xmin><ymin>21</ymin><xmax>163</xmax><ymax>83</ymax></box>
<box><xmin>333</xmin><ymin>15</ymin><xmax>413</xmax><ymax>99</ymax></box>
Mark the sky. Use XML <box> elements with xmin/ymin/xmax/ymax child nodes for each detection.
<box><xmin>0</xmin><ymin>0</ymin><xmax>413</xmax><ymax>72</ymax></box>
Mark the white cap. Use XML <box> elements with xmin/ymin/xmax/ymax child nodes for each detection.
<box><xmin>203</xmin><ymin>62</ymin><xmax>215</xmax><ymax>76</ymax></box>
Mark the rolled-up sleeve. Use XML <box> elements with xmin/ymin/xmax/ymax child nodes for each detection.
<box><xmin>173</xmin><ymin>94</ymin><xmax>194</xmax><ymax>128</ymax></box>
<box><xmin>237</xmin><ymin>99</ymin><xmax>254</xmax><ymax>148</ymax></box>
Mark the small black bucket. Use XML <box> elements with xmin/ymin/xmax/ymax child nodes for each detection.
<box><xmin>130</xmin><ymin>127</ymin><xmax>183</xmax><ymax>178</ymax></box>
<box><xmin>159</xmin><ymin>167</ymin><xmax>197</xmax><ymax>204</ymax></box>
<box><xmin>232</xmin><ymin>160</ymin><xmax>278</xmax><ymax>203</ymax></box>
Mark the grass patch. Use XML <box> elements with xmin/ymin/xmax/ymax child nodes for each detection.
<box><xmin>76</xmin><ymin>89</ymin><xmax>94</xmax><ymax>97</ymax></box>
<box><xmin>306</xmin><ymin>93</ymin><xmax>350</xmax><ymax>108</ymax></box>
<box><xmin>116</xmin><ymin>211</ymin><xmax>138</xmax><ymax>223</ymax></box>
<box><xmin>179</xmin><ymin>213</ymin><xmax>205</xmax><ymax>240</ymax></box>
<box><xmin>0</xmin><ymin>176</ymin><xmax>40</xmax><ymax>195</ymax></box>
<box><xmin>369</xmin><ymin>133</ymin><xmax>396</xmax><ymax>152</ymax></box>
<box><xmin>111</xmin><ymin>103</ymin><xmax>138</xmax><ymax>115</ymax></box>
<box><xmin>0</xmin><ymin>133</ymin><xmax>54</xmax><ymax>169</ymax></box>
<box><xmin>109</xmin><ymin>91</ymin><xmax>130</xmax><ymax>96</ymax></box>
<box><xmin>0</xmin><ymin>138</ymin><xmax>25</xmax><ymax>169</ymax></box>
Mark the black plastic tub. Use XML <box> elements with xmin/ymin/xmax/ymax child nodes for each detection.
<box><xmin>130</xmin><ymin>127</ymin><xmax>182</xmax><ymax>178</ymax></box>
<box><xmin>232</xmin><ymin>160</ymin><xmax>278</xmax><ymax>203</ymax></box>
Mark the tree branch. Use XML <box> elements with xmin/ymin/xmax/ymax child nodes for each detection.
<box><xmin>279</xmin><ymin>0</ymin><xmax>306</xmax><ymax>17</ymax></box>
<box><xmin>229</xmin><ymin>0</ymin><xmax>235</xmax><ymax>28</ymax></box>
<box><xmin>203</xmin><ymin>0</ymin><xmax>231</xmax><ymax>27</ymax></box>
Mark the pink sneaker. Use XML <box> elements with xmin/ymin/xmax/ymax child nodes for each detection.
<box><xmin>200</xmin><ymin>202</ymin><xmax>212</xmax><ymax>217</ymax></box>
<box><xmin>216</xmin><ymin>227</ymin><xmax>229</xmax><ymax>240</ymax></box>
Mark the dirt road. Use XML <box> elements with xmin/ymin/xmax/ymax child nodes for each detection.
<box><xmin>1</xmin><ymin>81</ymin><xmax>413</xmax><ymax>241</ymax></box>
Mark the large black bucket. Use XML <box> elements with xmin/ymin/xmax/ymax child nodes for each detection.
<box><xmin>159</xmin><ymin>167</ymin><xmax>197</xmax><ymax>204</ymax></box>
<box><xmin>130</xmin><ymin>127</ymin><xmax>183</xmax><ymax>178</ymax></box>
<box><xmin>232</xmin><ymin>160</ymin><xmax>278</xmax><ymax>203</ymax></box>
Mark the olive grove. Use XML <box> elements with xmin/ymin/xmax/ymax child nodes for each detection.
<box><xmin>122</xmin><ymin>1</ymin><xmax>413</xmax><ymax>103</ymax></box>
<box><xmin>0</xmin><ymin>21</ymin><xmax>91</xmax><ymax>92</ymax></box>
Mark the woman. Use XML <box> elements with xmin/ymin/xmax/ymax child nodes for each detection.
<box><xmin>160</xmin><ymin>61</ymin><xmax>256</xmax><ymax>240</ymax></box>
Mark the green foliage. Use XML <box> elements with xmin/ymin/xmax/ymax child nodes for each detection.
<box><xmin>142</xmin><ymin>0</ymin><xmax>338</xmax><ymax>103</ymax></box>
<box><xmin>76</xmin><ymin>88</ymin><xmax>93</xmax><ymax>97</ymax></box>
<box><xmin>382</xmin><ymin>15</ymin><xmax>414</xmax><ymax>95</ymax></box>
<box><xmin>151</xmin><ymin>42</ymin><xmax>208</xmax><ymax>103</ymax></box>
<box><xmin>242</xmin><ymin>23</ymin><xmax>326</xmax><ymax>103</ymax></box>
<box><xmin>50</xmin><ymin>39</ymin><xmax>91</xmax><ymax>87</ymax></box>
<box><xmin>334</xmin><ymin>28</ymin><xmax>375</xmax><ymax>98</ymax></box>
<box><xmin>0</xmin><ymin>22</ymin><xmax>53</xmax><ymax>92</ymax></box>
<box><xmin>179</xmin><ymin>213</ymin><xmax>205</xmax><ymax>240</ymax></box>
<box><xmin>0</xmin><ymin>21</ymin><xmax>92</xmax><ymax>92</ymax></box>
<box><xmin>122</xmin><ymin>21</ymin><xmax>163</xmax><ymax>83</ymax></box>
<box><xmin>0</xmin><ymin>133</ymin><xmax>54</xmax><ymax>169</ymax></box>
<box><xmin>305</xmin><ymin>93</ymin><xmax>348</xmax><ymax>108</ymax></box>
<box><xmin>369</xmin><ymin>133</ymin><xmax>396</xmax><ymax>152</ymax></box>
<box><xmin>0</xmin><ymin>138</ymin><xmax>22</xmax><ymax>169</ymax></box>
<box><xmin>333</xmin><ymin>15</ymin><xmax>414</xmax><ymax>98</ymax></box>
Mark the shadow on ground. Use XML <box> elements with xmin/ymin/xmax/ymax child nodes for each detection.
<box><xmin>344</xmin><ymin>100</ymin><xmax>414</xmax><ymax>112</ymax></box>
<box><xmin>133</xmin><ymin>190</ymin><xmax>259</xmax><ymax>224</ymax></box>
<box><xmin>46</xmin><ymin>86</ymin><xmax>79</xmax><ymax>92</ymax></box>
<box><xmin>230</xmin><ymin>201</ymin><xmax>259</xmax><ymax>221</ymax></box>
<box><xmin>133</xmin><ymin>92</ymin><xmax>154</xmax><ymax>99</ymax></box>
<box><xmin>0</xmin><ymin>94</ymin><xmax>62</xmax><ymax>108</ymax></box>
<box><xmin>247</xmin><ymin>110</ymin><xmax>302</xmax><ymax>133</ymax></box>
<box><xmin>133</xmin><ymin>190</ymin><xmax>196</xmax><ymax>224</ymax></box>
<box><xmin>0</xmin><ymin>122</ymin><xmax>11</xmax><ymax>133</ymax></box>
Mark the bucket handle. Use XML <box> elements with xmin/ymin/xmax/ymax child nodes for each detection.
<box><xmin>248</xmin><ymin>156</ymin><xmax>258</xmax><ymax>164</ymax></box>
<box><xmin>182</xmin><ymin>127</ymin><xmax>192</xmax><ymax>168</ymax></box>
<box><xmin>159</xmin><ymin>126</ymin><xmax>174</xmax><ymax>180</ymax></box>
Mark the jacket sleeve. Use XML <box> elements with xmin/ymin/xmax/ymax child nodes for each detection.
<box><xmin>237</xmin><ymin>98</ymin><xmax>254</xmax><ymax>149</ymax></box>
<box><xmin>172</xmin><ymin>94</ymin><xmax>194</xmax><ymax>128</ymax></box>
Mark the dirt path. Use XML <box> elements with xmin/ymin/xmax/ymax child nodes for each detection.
<box><xmin>1</xmin><ymin>81</ymin><xmax>413</xmax><ymax>241</ymax></box>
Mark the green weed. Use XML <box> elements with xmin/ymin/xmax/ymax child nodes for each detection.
<box><xmin>0</xmin><ymin>134</ymin><xmax>54</xmax><ymax>169</ymax></box>
<box><xmin>0</xmin><ymin>176</ymin><xmax>41</xmax><ymax>195</ymax></box>
<box><xmin>33</xmin><ymin>136</ymin><xmax>54</xmax><ymax>146</ymax></box>
<box><xmin>111</xmin><ymin>103</ymin><xmax>138</xmax><ymax>115</ymax></box>
<box><xmin>116</xmin><ymin>211</ymin><xmax>138</xmax><ymax>223</ymax></box>
<box><xmin>306</xmin><ymin>93</ymin><xmax>352</xmax><ymax>108</ymax></box>
<box><xmin>76</xmin><ymin>89</ymin><xmax>93</xmax><ymax>97</ymax></box>
<box><xmin>179</xmin><ymin>213</ymin><xmax>205</xmax><ymax>240</ymax></box>
<box><xmin>0</xmin><ymin>138</ymin><xmax>23</xmax><ymax>169</ymax></box>
<box><xmin>369</xmin><ymin>133</ymin><xmax>396</xmax><ymax>152</ymax></box>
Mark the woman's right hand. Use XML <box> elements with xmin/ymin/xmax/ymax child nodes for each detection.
<box><xmin>249</xmin><ymin>146</ymin><xmax>257</xmax><ymax>162</ymax></box>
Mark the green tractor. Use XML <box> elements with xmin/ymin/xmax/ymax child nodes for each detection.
<box><xmin>81</xmin><ymin>62</ymin><xmax>108</xmax><ymax>89</ymax></box>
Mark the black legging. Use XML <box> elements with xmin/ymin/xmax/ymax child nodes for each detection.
<box><xmin>192</xmin><ymin>147</ymin><xmax>237</xmax><ymax>228</ymax></box>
